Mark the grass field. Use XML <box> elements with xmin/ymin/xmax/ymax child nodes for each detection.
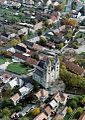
<box><xmin>7</xmin><ymin>63</ymin><xmax>32</xmax><ymax>75</ymax></box>
<box><xmin>0</xmin><ymin>57</ymin><xmax>11</xmax><ymax>65</ymax></box>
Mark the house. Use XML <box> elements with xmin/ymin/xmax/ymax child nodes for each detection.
<box><xmin>10</xmin><ymin>93</ymin><xmax>21</xmax><ymax>105</ymax></box>
<box><xmin>49</xmin><ymin>99</ymin><xmax>59</xmax><ymax>110</ymax></box>
<box><xmin>15</xmin><ymin>43</ymin><xmax>29</xmax><ymax>53</ymax></box>
<box><xmin>33</xmin><ymin>56</ymin><xmax>60</xmax><ymax>88</ymax></box>
<box><xmin>78</xmin><ymin>111</ymin><xmax>85</xmax><ymax>120</ymax></box>
<box><xmin>18</xmin><ymin>104</ymin><xmax>35</xmax><ymax>117</ymax></box>
<box><xmin>26</xmin><ymin>57</ymin><xmax>38</xmax><ymax>66</ymax></box>
<box><xmin>34</xmin><ymin>112</ymin><xmax>48</xmax><ymax>120</ymax></box>
<box><xmin>32</xmin><ymin>44</ymin><xmax>46</xmax><ymax>52</ymax></box>
<box><xmin>53</xmin><ymin>92</ymin><xmax>68</xmax><ymax>105</ymax></box>
<box><xmin>7</xmin><ymin>77</ymin><xmax>24</xmax><ymax>89</ymax></box>
<box><xmin>18</xmin><ymin>27</ymin><xmax>28</xmax><ymax>35</ymax></box>
<box><xmin>13</xmin><ymin>52</ymin><xmax>28</xmax><ymax>62</ymax></box>
<box><xmin>0</xmin><ymin>73</ymin><xmax>12</xmax><ymax>84</ymax></box>
<box><xmin>19</xmin><ymin>82</ymin><xmax>33</xmax><ymax>97</ymax></box>
<box><xmin>44</xmin><ymin>105</ymin><xmax>53</xmax><ymax>117</ymax></box>
<box><xmin>12</xmin><ymin>2</ymin><xmax>21</xmax><ymax>9</ymax></box>
<box><xmin>27</xmin><ymin>36</ymin><xmax>40</xmax><ymax>43</ymax></box>
<box><xmin>35</xmin><ymin>89</ymin><xmax>48</xmax><ymax>101</ymax></box>
<box><xmin>63</xmin><ymin>59</ymin><xmax>85</xmax><ymax>76</ymax></box>
<box><xmin>1</xmin><ymin>32</ymin><xmax>16</xmax><ymax>40</ymax></box>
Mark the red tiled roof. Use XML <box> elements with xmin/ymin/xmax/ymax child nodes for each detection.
<box><xmin>14</xmin><ymin>52</ymin><xmax>27</xmax><ymax>61</ymax></box>
<box><xmin>44</xmin><ymin>105</ymin><xmax>52</xmax><ymax>116</ymax></box>
<box><xmin>63</xmin><ymin>59</ymin><xmax>85</xmax><ymax>75</ymax></box>
<box><xmin>26</xmin><ymin>57</ymin><xmax>38</xmax><ymax>65</ymax></box>
<box><xmin>10</xmin><ymin>93</ymin><xmax>21</xmax><ymax>103</ymax></box>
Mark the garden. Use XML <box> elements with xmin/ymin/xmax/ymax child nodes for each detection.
<box><xmin>6</xmin><ymin>63</ymin><xmax>32</xmax><ymax>75</ymax></box>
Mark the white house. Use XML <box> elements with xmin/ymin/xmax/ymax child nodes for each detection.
<box><xmin>8</xmin><ymin>77</ymin><xmax>24</xmax><ymax>89</ymax></box>
<box><xmin>19</xmin><ymin>83</ymin><xmax>33</xmax><ymax>97</ymax></box>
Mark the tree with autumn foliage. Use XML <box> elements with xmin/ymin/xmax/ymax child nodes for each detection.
<box><xmin>68</xmin><ymin>19</ymin><xmax>78</xmax><ymax>27</ymax></box>
<box><xmin>31</xmin><ymin>107</ymin><xmax>40</xmax><ymax>116</ymax></box>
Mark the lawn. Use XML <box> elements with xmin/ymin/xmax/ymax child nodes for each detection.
<box><xmin>6</xmin><ymin>63</ymin><xmax>32</xmax><ymax>75</ymax></box>
<box><xmin>0</xmin><ymin>57</ymin><xmax>11</xmax><ymax>65</ymax></box>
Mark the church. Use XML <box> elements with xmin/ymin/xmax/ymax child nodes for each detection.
<box><xmin>33</xmin><ymin>55</ymin><xmax>60</xmax><ymax>88</ymax></box>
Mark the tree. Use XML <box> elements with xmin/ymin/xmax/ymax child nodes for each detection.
<box><xmin>65</xmin><ymin>29</ymin><xmax>73</xmax><ymax>40</ymax></box>
<box><xmin>81</xmin><ymin>97</ymin><xmax>85</xmax><ymax>105</ymax></box>
<box><xmin>71</xmin><ymin>41</ymin><xmax>79</xmax><ymax>49</ymax></box>
<box><xmin>54</xmin><ymin>4</ymin><xmax>64</xmax><ymax>11</ymax></box>
<box><xmin>69</xmin><ymin>100</ymin><xmax>77</xmax><ymax>109</ymax></box>
<box><xmin>18</xmin><ymin>13</ymin><xmax>25</xmax><ymax>21</ymax></box>
<box><xmin>38</xmin><ymin>36</ymin><xmax>47</xmax><ymax>46</ymax></box>
<box><xmin>2</xmin><ymin>97</ymin><xmax>12</xmax><ymax>108</ymax></box>
<box><xmin>20</xmin><ymin>117</ymin><xmax>28</xmax><ymax>120</ymax></box>
<box><xmin>75</xmin><ymin>107</ymin><xmax>84</xmax><ymax>119</ymax></box>
<box><xmin>68</xmin><ymin>19</ymin><xmax>78</xmax><ymax>27</ymax></box>
<box><xmin>56</xmin><ymin>43</ymin><xmax>64</xmax><ymax>50</ymax></box>
<box><xmin>31</xmin><ymin>107</ymin><xmax>40</xmax><ymax>116</ymax></box>
<box><xmin>67</xmin><ymin>107</ymin><xmax>73</xmax><ymax>114</ymax></box>
<box><xmin>2</xmin><ymin>116</ymin><xmax>10</xmax><ymax>120</ymax></box>
<box><xmin>20</xmin><ymin>35</ymin><xmax>28</xmax><ymax>41</ymax></box>
<box><xmin>9</xmin><ymin>39</ymin><xmax>21</xmax><ymax>46</ymax></box>
<box><xmin>2</xmin><ymin>108</ymin><xmax>11</xmax><ymax>117</ymax></box>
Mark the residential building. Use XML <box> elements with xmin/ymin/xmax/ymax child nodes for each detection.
<box><xmin>53</xmin><ymin>92</ymin><xmax>68</xmax><ymax>105</ymax></box>
<box><xmin>49</xmin><ymin>99</ymin><xmax>59</xmax><ymax>110</ymax></box>
<box><xmin>18</xmin><ymin>104</ymin><xmax>35</xmax><ymax>117</ymax></box>
<box><xmin>18</xmin><ymin>27</ymin><xmax>28</xmax><ymax>35</ymax></box>
<box><xmin>7</xmin><ymin>77</ymin><xmax>24</xmax><ymax>89</ymax></box>
<box><xmin>10</xmin><ymin>93</ymin><xmax>21</xmax><ymax>105</ymax></box>
<box><xmin>13</xmin><ymin>52</ymin><xmax>28</xmax><ymax>62</ymax></box>
<box><xmin>33</xmin><ymin>112</ymin><xmax>48</xmax><ymax>120</ymax></box>
<box><xmin>0</xmin><ymin>73</ymin><xmax>12</xmax><ymax>84</ymax></box>
<box><xmin>35</xmin><ymin>89</ymin><xmax>48</xmax><ymax>101</ymax></box>
<box><xmin>33</xmin><ymin>55</ymin><xmax>59</xmax><ymax>88</ymax></box>
<box><xmin>19</xmin><ymin>82</ymin><xmax>33</xmax><ymax>97</ymax></box>
<box><xmin>63</xmin><ymin>59</ymin><xmax>85</xmax><ymax>76</ymax></box>
<box><xmin>15</xmin><ymin>43</ymin><xmax>29</xmax><ymax>53</ymax></box>
<box><xmin>78</xmin><ymin>112</ymin><xmax>85</xmax><ymax>120</ymax></box>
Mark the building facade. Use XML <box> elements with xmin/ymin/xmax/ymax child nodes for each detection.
<box><xmin>33</xmin><ymin>55</ymin><xmax>59</xmax><ymax>88</ymax></box>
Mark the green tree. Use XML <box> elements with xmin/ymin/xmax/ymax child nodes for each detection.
<box><xmin>56</xmin><ymin>43</ymin><xmax>64</xmax><ymax>50</ymax></box>
<box><xmin>72</xmin><ymin>41</ymin><xmax>79</xmax><ymax>49</ymax></box>
<box><xmin>70</xmin><ymin>100</ymin><xmax>77</xmax><ymax>109</ymax></box>
<box><xmin>2</xmin><ymin>116</ymin><xmax>10</xmax><ymax>120</ymax></box>
<box><xmin>2</xmin><ymin>108</ymin><xmax>11</xmax><ymax>117</ymax></box>
<box><xmin>75</xmin><ymin>107</ymin><xmax>84</xmax><ymax>119</ymax></box>
<box><xmin>81</xmin><ymin>97</ymin><xmax>85</xmax><ymax>105</ymax></box>
<box><xmin>20</xmin><ymin>117</ymin><xmax>29</xmax><ymax>120</ymax></box>
<box><xmin>20</xmin><ymin>35</ymin><xmax>28</xmax><ymax>41</ymax></box>
<box><xmin>18</xmin><ymin>13</ymin><xmax>25</xmax><ymax>21</ymax></box>
<box><xmin>67</xmin><ymin>107</ymin><xmax>73</xmax><ymax>114</ymax></box>
<box><xmin>38</xmin><ymin>36</ymin><xmax>47</xmax><ymax>46</ymax></box>
<box><xmin>65</xmin><ymin>29</ymin><xmax>73</xmax><ymax>40</ymax></box>
<box><xmin>2</xmin><ymin>98</ymin><xmax>12</xmax><ymax>108</ymax></box>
